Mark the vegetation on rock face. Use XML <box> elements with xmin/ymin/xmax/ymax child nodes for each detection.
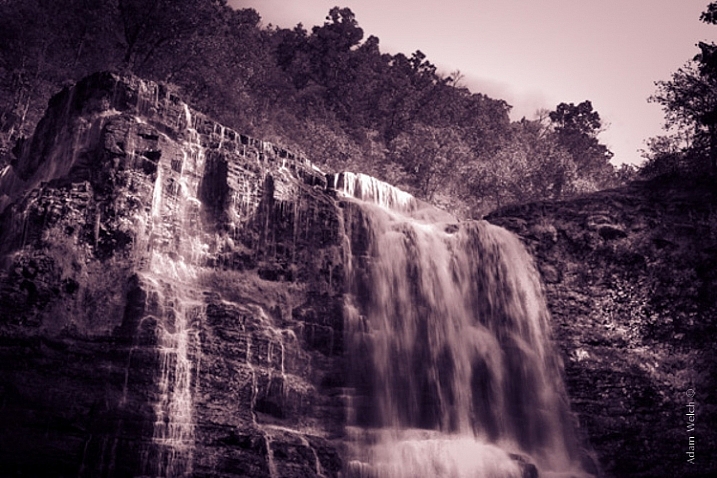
<box><xmin>0</xmin><ymin>0</ymin><xmax>625</xmax><ymax>217</ymax></box>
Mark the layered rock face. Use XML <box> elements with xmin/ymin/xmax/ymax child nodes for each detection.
<box><xmin>0</xmin><ymin>72</ymin><xmax>344</xmax><ymax>477</ymax></box>
<box><xmin>488</xmin><ymin>181</ymin><xmax>717</xmax><ymax>478</ymax></box>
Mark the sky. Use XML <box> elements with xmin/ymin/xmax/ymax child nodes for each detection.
<box><xmin>228</xmin><ymin>0</ymin><xmax>716</xmax><ymax>166</ymax></box>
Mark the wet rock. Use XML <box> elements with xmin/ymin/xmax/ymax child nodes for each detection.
<box><xmin>0</xmin><ymin>73</ymin><xmax>345</xmax><ymax>477</ymax></box>
<box><xmin>597</xmin><ymin>224</ymin><xmax>627</xmax><ymax>240</ymax></box>
<box><xmin>508</xmin><ymin>453</ymin><xmax>539</xmax><ymax>478</ymax></box>
<box><xmin>538</xmin><ymin>263</ymin><xmax>561</xmax><ymax>283</ymax></box>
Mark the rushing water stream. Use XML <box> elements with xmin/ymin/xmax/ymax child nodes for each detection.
<box><xmin>334</xmin><ymin>172</ymin><xmax>591</xmax><ymax>478</ymax></box>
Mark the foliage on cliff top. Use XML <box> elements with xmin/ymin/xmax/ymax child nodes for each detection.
<box><xmin>643</xmin><ymin>1</ymin><xmax>717</xmax><ymax>188</ymax></box>
<box><xmin>0</xmin><ymin>0</ymin><xmax>626</xmax><ymax>217</ymax></box>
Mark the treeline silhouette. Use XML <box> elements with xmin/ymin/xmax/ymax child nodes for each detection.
<box><xmin>643</xmin><ymin>1</ymin><xmax>717</xmax><ymax>187</ymax></box>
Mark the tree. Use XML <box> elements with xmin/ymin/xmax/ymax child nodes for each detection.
<box><xmin>650</xmin><ymin>61</ymin><xmax>717</xmax><ymax>175</ymax></box>
<box><xmin>116</xmin><ymin>0</ymin><xmax>226</xmax><ymax>75</ymax></box>
<box><xmin>0</xmin><ymin>0</ymin><xmax>228</xmax><ymax>154</ymax></box>
<box><xmin>549</xmin><ymin>100</ymin><xmax>614</xmax><ymax>187</ymax></box>
<box><xmin>388</xmin><ymin>123</ymin><xmax>471</xmax><ymax>201</ymax></box>
<box><xmin>648</xmin><ymin>1</ymin><xmax>717</xmax><ymax>178</ymax></box>
<box><xmin>461</xmin><ymin>116</ymin><xmax>577</xmax><ymax>213</ymax></box>
<box><xmin>639</xmin><ymin>135</ymin><xmax>688</xmax><ymax>178</ymax></box>
<box><xmin>275</xmin><ymin>7</ymin><xmax>363</xmax><ymax>91</ymax></box>
<box><xmin>0</xmin><ymin>0</ymin><xmax>122</xmax><ymax>155</ymax></box>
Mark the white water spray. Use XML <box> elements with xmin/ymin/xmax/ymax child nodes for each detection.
<box><xmin>332</xmin><ymin>172</ymin><xmax>418</xmax><ymax>214</ymax></box>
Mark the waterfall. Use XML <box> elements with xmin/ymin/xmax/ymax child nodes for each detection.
<box><xmin>145</xmin><ymin>282</ymin><xmax>202</xmax><ymax>478</ymax></box>
<box><xmin>336</xmin><ymin>174</ymin><xmax>591</xmax><ymax>478</ymax></box>
<box><xmin>140</xmin><ymin>104</ymin><xmax>206</xmax><ymax>477</ymax></box>
<box><xmin>331</xmin><ymin>172</ymin><xmax>419</xmax><ymax>214</ymax></box>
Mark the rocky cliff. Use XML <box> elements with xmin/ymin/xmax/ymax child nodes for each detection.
<box><xmin>0</xmin><ymin>72</ymin><xmax>345</xmax><ymax>477</ymax></box>
<box><xmin>1</xmin><ymin>72</ymin><xmax>714</xmax><ymax>478</ymax></box>
<box><xmin>488</xmin><ymin>179</ymin><xmax>717</xmax><ymax>477</ymax></box>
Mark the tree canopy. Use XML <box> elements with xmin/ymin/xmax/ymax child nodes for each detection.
<box><xmin>645</xmin><ymin>1</ymin><xmax>717</xmax><ymax>179</ymax></box>
<box><xmin>0</xmin><ymin>0</ymin><xmax>623</xmax><ymax>217</ymax></box>
<box><xmin>549</xmin><ymin>101</ymin><xmax>614</xmax><ymax>183</ymax></box>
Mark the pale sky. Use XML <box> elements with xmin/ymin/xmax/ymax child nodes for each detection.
<box><xmin>228</xmin><ymin>0</ymin><xmax>716</xmax><ymax>165</ymax></box>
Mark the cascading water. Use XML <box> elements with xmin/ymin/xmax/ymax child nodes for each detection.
<box><xmin>139</xmin><ymin>105</ymin><xmax>206</xmax><ymax>477</ymax></box>
<box><xmin>143</xmin><ymin>280</ymin><xmax>202</xmax><ymax>478</ymax></box>
<box><xmin>334</xmin><ymin>173</ymin><xmax>592</xmax><ymax>478</ymax></box>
